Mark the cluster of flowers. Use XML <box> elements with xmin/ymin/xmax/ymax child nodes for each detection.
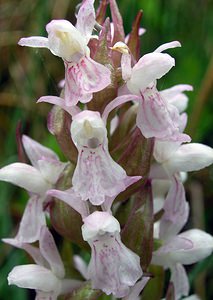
<box><xmin>1</xmin><ymin>0</ymin><xmax>213</xmax><ymax>299</ymax></box>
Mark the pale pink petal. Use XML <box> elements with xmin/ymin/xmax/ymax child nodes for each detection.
<box><xmin>82</xmin><ymin>212</ymin><xmax>142</xmax><ymax>297</ymax></box>
<box><xmin>16</xmin><ymin>196</ymin><xmax>46</xmax><ymax>243</ymax></box>
<box><xmin>154</xmin><ymin>41</ymin><xmax>181</xmax><ymax>53</ymax></box>
<box><xmin>136</xmin><ymin>89</ymin><xmax>191</xmax><ymax>141</ymax></box>
<box><xmin>37</xmin><ymin>96</ymin><xmax>80</xmax><ymax>116</ymax></box>
<box><xmin>163</xmin><ymin>143</ymin><xmax>213</xmax><ymax>173</ymax></box>
<box><xmin>160</xmin><ymin>84</ymin><xmax>193</xmax><ymax>113</ymax></box>
<box><xmin>121</xmin><ymin>53</ymin><xmax>132</xmax><ymax>81</ymax></box>
<box><xmin>22</xmin><ymin>135</ymin><xmax>59</xmax><ymax>168</ymax></box>
<box><xmin>76</xmin><ymin>0</ymin><xmax>95</xmax><ymax>43</ymax></box>
<box><xmin>159</xmin><ymin>176</ymin><xmax>189</xmax><ymax>240</ymax></box>
<box><xmin>39</xmin><ymin>226</ymin><xmax>65</xmax><ymax>279</ymax></box>
<box><xmin>102</xmin><ymin>94</ymin><xmax>141</xmax><ymax>124</ymax></box>
<box><xmin>8</xmin><ymin>264</ymin><xmax>61</xmax><ymax>292</ymax></box>
<box><xmin>47</xmin><ymin>188</ymin><xmax>89</xmax><ymax>218</ymax></box>
<box><xmin>174</xmin><ymin>229</ymin><xmax>213</xmax><ymax>265</ymax></box>
<box><xmin>123</xmin><ymin>277</ymin><xmax>150</xmax><ymax>300</ymax></box>
<box><xmin>152</xmin><ymin>235</ymin><xmax>193</xmax><ymax>268</ymax></box>
<box><xmin>2</xmin><ymin>239</ymin><xmax>46</xmax><ymax>266</ymax></box>
<box><xmin>37</xmin><ymin>158</ymin><xmax>67</xmax><ymax>185</ymax></box>
<box><xmin>170</xmin><ymin>264</ymin><xmax>189</xmax><ymax>299</ymax></box>
<box><xmin>64</xmin><ymin>56</ymin><xmax>111</xmax><ymax>106</ymax></box>
<box><xmin>18</xmin><ymin>37</ymin><xmax>49</xmax><ymax>48</ymax></box>
<box><xmin>161</xmin><ymin>84</ymin><xmax>193</xmax><ymax>96</ymax></box>
<box><xmin>4</xmin><ymin>196</ymin><xmax>45</xmax><ymax>244</ymax></box>
<box><xmin>72</xmin><ymin>144</ymin><xmax>128</xmax><ymax>205</ymax></box>
<box><xmin>127</xmin><ymin>53</ymin><xmax>175</xmax><ymax>94</ymax></box>
<box><xmin>0</xmin><ymin>163</ymin><xmax>50</xmax><ymax>195</ymax></box>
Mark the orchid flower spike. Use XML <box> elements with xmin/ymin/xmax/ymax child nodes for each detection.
<box><xmin>70</xmin><ymin>110</ymin><xmax>141</xmax><ymax>206</ymax></box>
<box><xmin>7</xmin><ymin>226</ymin><xmax>82</xmax><ymax>300</ymax></box>
<box><xmin>82</xmin><ymin>211</ymin><xmax>143</xmax><ymax>297</ymax></box>
<box><xmin>0</xmin><ymin>135</ymin><xmax>67</xmax><ymax>243</ymax></box>
<box><xmin>18</xmin><ymin>0</ymin><xmax>111</xmax><ymax>106</ymax></box>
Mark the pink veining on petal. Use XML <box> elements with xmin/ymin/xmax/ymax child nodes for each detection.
<box><xmin>64</xmin><ymin>56</ymin><xmax>111</xmax><ymax>106</ymax></box>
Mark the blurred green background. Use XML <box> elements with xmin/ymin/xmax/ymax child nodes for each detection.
<box><xmin>0</xmin><ymin>0</ymin><xmax>212</xmax><ymax>299</ymax></box>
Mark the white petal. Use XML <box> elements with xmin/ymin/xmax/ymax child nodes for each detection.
<box><xmin>170</xmin><ymin>264</ymin><xmax>189</xmax><ymax>299</ymax></box>
<box><xmin>82</xmin><ymin>211</ymin><xmax>120</xmax><ymax>241</ymax></box>
<box><xmin>46</xmin><ymin>20</ymin><xmax>88</xmax><ymax>61</ymax></box>
<box><xmin>154</xmin><ymin>140</ymin><xmax>182</xmax><ymax>163</ymax></box>
<box><xmin>76</xmin><ymin>0</ymin><xmax>95</xmax><ymax>43</ymax></box>
<box><xmin>22</xmin><ymin>135</ymin><xmax>59</xmax><ymax>168</ymax></box>
<box><xmin>40</xmin><ymin>226</ymin><xmax>65</xmax><ymax>278</ymax></box>
<box><xmin>0</xmin><ymin>163</ymin><xmax>50</xmax><ymax>195</ymax></box>
<box><xmin>8</xmin><ymin>264</ymin><xmax>61</xmax><ymax>293</ymax></box>
<box><xmin>164</xmin><ymin>143</ymin><xmax>213</xmax><ymax>173</ymax></box>
<box><xmin>127</xmin><ymin>53</ymin><xmax>175</xmax><ymax>94</ymax></box>
<box><xmin>18</xmin><ymin>37</ymin><xmax>49</xmax><ymax>48</ymax></box>
<box><xmin>73</xmin><ymin>255</ymin><xmax>88</xmax><ymax>279</ymax></box>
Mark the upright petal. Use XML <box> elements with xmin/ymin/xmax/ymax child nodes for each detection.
<box><xmin>76</xmin><ymin>0</ymin><xmax>95</xmax><ymax>43</ymax></box>
<box><xmin>39</xmin><ymin>226</ymin><xmax>65</xmax><ymax>279</ymax></box>
<box><xmin>64</xmin><ymin>56</ymin><xmax>111</xmax><ymax>106</ymax></box>
<box><xmin>154</xmin><ymin>41</ymin><xmax>181</xmax><ymax>53</ymax></box>
<box><xmin>22</xmin><ymin>135</ymin><xmax>59</xmax><ymax>168</ymax></box>
<box><xmin>0</xmin><ymin>163</ymin><xmax>50</xmax><ymax>195</ymax></box>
